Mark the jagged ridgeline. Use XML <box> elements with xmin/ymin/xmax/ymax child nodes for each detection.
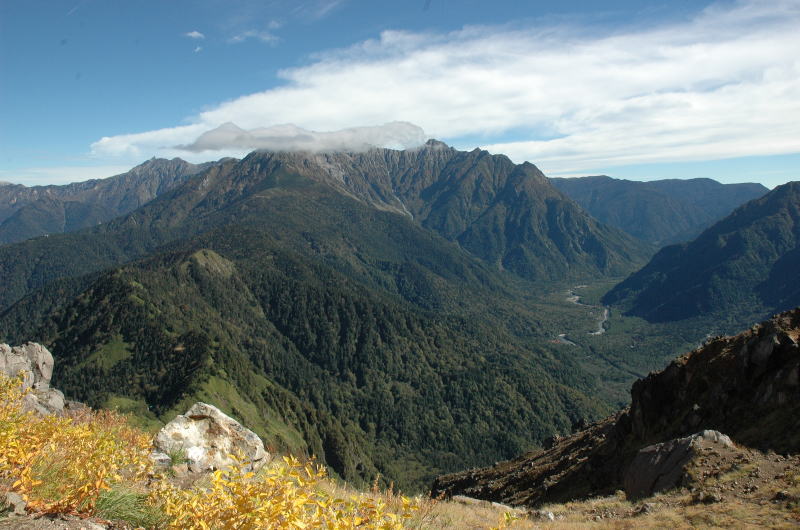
<box><xmin>0</xmin><ymin>157</ymin><xmax>225</xmax><ymax>245</ymax></box>
<box><xmin>0</xmin><ymin>142</ymin><xmax>650</xmax><ymax>311</ymax></box>
<box><xmin>0</xmin><ymin>142</ymin><xmax>650</xmax><ymax>490</ymax></box>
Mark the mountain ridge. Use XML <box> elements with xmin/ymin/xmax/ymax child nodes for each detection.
<box><xmin>550</xmin><ymin>175</ymin><xmax>768</xmax><ymax>245</ymax></box>
<box><xmin>604</xmin><ymin>181</ymin><xmax>800</xmax><ymax>323</ymax></box>
<box><xmin>0</xmin><ymin>142</ymin><xmax>650</xmax><ymax>312</ymax></box>
<box><xmin>0</xmin><ymin>157</ymin><xmax>229</xmax><ymax>245</ymax></box>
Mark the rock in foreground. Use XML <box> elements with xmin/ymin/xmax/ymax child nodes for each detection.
<box><xmin>0</xmin><ymin>342</ymin><xmax>65</xmax><ymax>415</ymax></box>
<box><xmin>152</xmin><ymin>402</ymin><xmax>269</xmax><ymax>473</ymax></box>
<box><xmin>624</xmin><ymin>430</ymin><xmax>734</xmax><ymax>500</ymax></box>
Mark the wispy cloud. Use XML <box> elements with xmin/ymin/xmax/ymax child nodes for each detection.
<box><xmin>291</xmin><ymin>0</ymin><xmax>346</xmax><ymax>21</ymax></box>
<box><xmin>193</xmin><ymin>46</ymin><xmax>202</xmax><ymax>53</ymax></box>
<box><xmin>92</xmin><ymin>0</ymin><xmax>800</xmax><ymax>174</ymax></box>
<box><xmin>184</xmin><ymin>30</ymin><xmax>205</xmax><ymax>40</ymax></box>
<box><xmin>66</xmin><ymin>1</ymin><xmax>87</xmax><ymax>16</ymax></box>
<box><xmin>313</xmin><ymin>0</ymin><xmax>344</xmax><ymax>19</ymax></box>
<box><xmin>229</xmin><ymin>29</ymin><xmax>279</xmax><ymax>44</ymax></box>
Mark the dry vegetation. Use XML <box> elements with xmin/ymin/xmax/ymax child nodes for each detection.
<box><xmin>0</xmin><ymin>373</ymin><xmax>419</xmax><ymax>529</ymax></box>
<box><xmin>3</xmin><ymin>370</ymin><xmax>800</xmax><ymax>528</ymax></box>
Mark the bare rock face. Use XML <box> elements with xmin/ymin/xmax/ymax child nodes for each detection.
<box><xmin>0</xmin><ymin>343</ymin><xmax>64</xmax><ymax>415</ymax></box>
<box><xmin>624</xmin><ymin>430</ymin><xmax>735</xmax><ymax>500</ymax></box>
<box><xmin>152</xmin><ymin>402</ymin><xmax>268</xmax><ymax>473</ymax></box>
<box><xmin>432</xmin><ymin>307</ymin><xmax>800</xmax><ymax>508</ymax></box>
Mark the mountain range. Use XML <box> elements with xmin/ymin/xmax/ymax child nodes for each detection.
<box><xmin>0</xmin><ymin>158</ymin><xmax>224</xmax><ymax>245</ymax></box>
<box><xmin>0</xmin><ymin>142</ymin><xmax>658</xmax><ymax>490</ymax></box>
<box><xmin>604</xmin><ymin>181</ymin><xmax>800</xmax><ymax>323</ymax></box>
<box><xmin>0</xmin><ymin>141</ymin><xmax>794</xmax><ymax>493</ymax></box>
<box><xmin>0</xmin><ymin>142</ymin><xmax>651</xmax><ymax>312</ymax></box>
<box><xmin>550</xmin><ymin>175</ymin><xmax>768</xmax><ymax>245</ymax></box>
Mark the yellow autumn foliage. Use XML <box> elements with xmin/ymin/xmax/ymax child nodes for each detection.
<box><xmin>0</xmin><ymin>373</ymin><xmax>151</xmax><ymax>514</ymax></box>
<box><xmin>0</xmin><ymin>372</ymin><xmax>418</xmax><ymax>528</ymax></box>
<box><xmin>151</xmin><ymin>455</ymin><xmax>416</xmax><ymax>529</ymax></box>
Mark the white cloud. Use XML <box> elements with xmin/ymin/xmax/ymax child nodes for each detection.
<box><xmin>194</xmin><ymin>46</ymin><xmax>202</xmax><ymax>53</ymax></box>
<box><xmin>93</xmin><ymin>0</ymin><xmax>800</xmax><ymax>175</ymax></box>
<box><xmin>177</xmin><ymin>121</ymin><xmax>426</xmax><ymax>153</ymax></box>
<box><xmin>185</xmin><ymin>30</ymin><xmax>205</xmax><ymax>39</ymax></box>
<box><xmin>229</xmin><ymin>30</ymin><xmax>279</xmax><ymax>44</ymax></box>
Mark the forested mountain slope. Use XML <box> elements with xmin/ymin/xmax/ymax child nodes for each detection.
<box><xmin>604</xmin><ymin>181</ymin><xmax>800</xmax><ymax>323</ymax></box>
<box><xmin>0</xmin><ymin>142</ymin><xmax>649</xmax><ymax>312</ymax></box>
<box><xmin>0</xmin><ymin>231</ymin><xmax>609</xmax><ymax>491</ymax></box>
<box><xmin>0</xmin><ymin>157</ymin><xmax>224</xmax><ymax>245</ymax></box>
<box><xmin>551</xmin><ymin>175</ymin><xmax>767</xmax><ymax>245</ymax></box>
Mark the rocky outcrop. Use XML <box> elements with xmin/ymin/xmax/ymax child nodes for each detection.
<box><xmin>0</xmin><ymin>343</ymin><xmax>65</xmax><ymax>415</ymax></box>
<box><xmin>432</xmin><ymin>307</ymin><xmax>800</xmax><ymax>507</ymax></box>
<box><xmin>624</xmin><ymin>430</ymin><xmax>734</xmax><ymax>500</ymax></box>
<box><xmin>151</xmin><ymin>402</ymin><xmax>269</xmax><ymax>473</ymax></box>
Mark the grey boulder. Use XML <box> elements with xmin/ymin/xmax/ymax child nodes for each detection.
<box><xmin>0</xmin><ymin>342</ymin><xmax>64</xmax><ymax>415</ymax></box>
<box><xmin>152</xmin><ymin>402</ymin><xmax>268</xmax><ymax>473</ymax></box>
<box><xmin>624</xmin><ymin>430</ymin><xmax>734</xmax><ymax>500</ymax></box>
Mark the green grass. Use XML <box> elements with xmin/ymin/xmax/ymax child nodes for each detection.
<box><xmin>104</xmin><ymin>395</ymin><xmax>164</xmax><ymax>433</ymax></box>
<box><xmin>164</xmin><ymin>374</ymin><xmax>308</xmax><ymax>455</ymax></box>
<box><xmin>79</xmin><ymin>335</ymin><xmax>134</xmax><ymax>370</ymax></box>
<box><xmin>95</xmin><ymin>486</ymin><xmax>168</xmax><ymax>528</ymax></box>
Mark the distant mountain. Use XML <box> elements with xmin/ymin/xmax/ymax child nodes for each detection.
<box><xmin>603</xmin><ymin>181</ymin><xmax>800</xmax><ymax>323</ymax></box>
<box><xmin>550</xmin><ymin>175</ymin><xmax>767</xmax><ymax>245</ymax></box>
<box><xmin>0</xmin><ymin>142</ymin><xmax>650</xmax><ymax>311</ymax></box>
<box><xmin>0</xmin><ymin>158</ymin><xmax>225</xmax><ymax>245</ymax></box>
<box><xmin>0</xmin><ymin>142</ymin><xmax>655</xmax><ymax>490</ymax></box>
<box><xmin>229</xmin><ymin>142</ymin><xmax>651</xmax><ymax>281</ymax></box>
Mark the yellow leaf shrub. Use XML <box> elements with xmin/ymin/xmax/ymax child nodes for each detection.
<box><xmin>0</xmin><ymin>373</ymin><xmax>152</xmax><ymax>514</ymax></box>
<box><xmin>2</xmin><ymin>372</ymin><xmax>418</xmax><ymax>527</ymax></box>
<box><xmin>151</xmin><ymin>455</ymin><xmax>417</xmax><ymax>529</ymax></box>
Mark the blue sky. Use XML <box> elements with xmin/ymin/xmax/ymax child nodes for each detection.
<box><xmin>1</xmin><ymin>0</ymin><xmax>798</xmax><ymax>187</ymax></box>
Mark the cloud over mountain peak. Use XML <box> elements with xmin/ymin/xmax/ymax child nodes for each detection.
<box><xmin>176</xmin><ymin>121</ymin><xmax>427</xmax><ymax>153</ymax></box>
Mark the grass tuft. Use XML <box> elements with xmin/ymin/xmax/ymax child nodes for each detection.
<box><xmin>95</xmin><ymin>486</ymin><xmax>168</xmax><ymax>528</ymax></box>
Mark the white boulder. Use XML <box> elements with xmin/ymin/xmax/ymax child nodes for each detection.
<box><xmin>153</xmin><ymin>402</ymin><xmax>268</xmax><ymax>473</ymax></box>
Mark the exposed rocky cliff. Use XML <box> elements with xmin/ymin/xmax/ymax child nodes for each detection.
<box><xmin>0</xmin><ymin>342</ymin><xmax>69</xmax><ymax>415</ymax></box>
<box><xmin>432</xmin><ymin>307</ymin><xmax>800</xmax><ymax>506</ymax></box>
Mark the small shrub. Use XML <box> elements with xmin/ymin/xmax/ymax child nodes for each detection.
<box><xmin>1</xmin><ymin>372</ymin><xmax>419</xmax><ymax>527</ymax></box>
<box><xmin>0</xmin><ymin>373</ymin><xmax>152</xmax><ymax>514</ymax></box>
<box><xmin>150</xmin><ymin>455</ymin><xmax>418</xmax><ymax>529</ymax></box>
